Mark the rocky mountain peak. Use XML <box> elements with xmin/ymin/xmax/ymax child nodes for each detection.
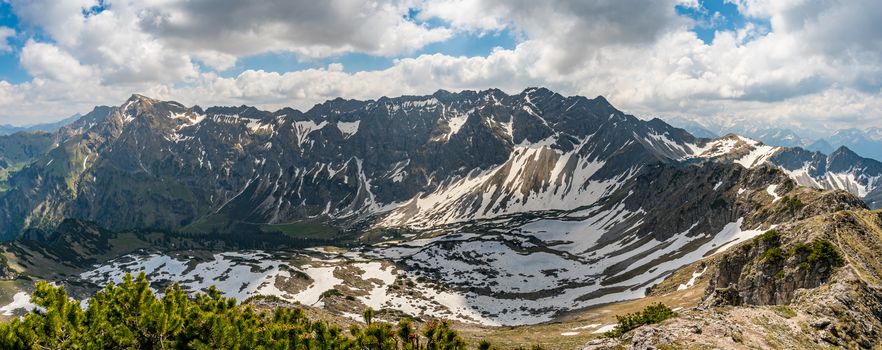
<box><xmin>830</xmin><ymin>145</ymin><xmax>858</xmax><ymax>158</ymax></box>
<box><xmin>520</xmin><ymin>86</ymin><xmax>557</xmax><ymax>98</ymax></box>
<box><xmin>590</xmin><ymin>94</ymin><xmax>611</xmax><ymax>106</ymax></box>
<box><xmin>126</xmin><ymin>93</ymin><xmax>159</xmax><ymax>104</ymax></box>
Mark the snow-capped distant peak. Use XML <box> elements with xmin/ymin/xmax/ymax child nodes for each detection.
<box><xmin>686</xmin><ymin>135</ymin><xmax>780</xmax><ymax>168</ymax></box>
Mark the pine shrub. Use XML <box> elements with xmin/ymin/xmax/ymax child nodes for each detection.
<box><xmin>605</xmin><ymin>303</ymin><xmax>678</xmax><ymax>338</ymax></box>
<box><xmin>0</xmin><ymin>273</ymin><xmax>474</xmax><ymax>350</ymax></box>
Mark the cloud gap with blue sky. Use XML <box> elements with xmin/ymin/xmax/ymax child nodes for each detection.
<box><xmin>0</xmin><ymin>0</ymin><xmax>879</xmax><ymax>132</ymax></box>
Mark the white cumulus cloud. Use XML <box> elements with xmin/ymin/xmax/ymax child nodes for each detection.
<box><xmin>0</xmin><ymin>0</ymin><xmax>880</xmax><ymax>132</ymax></box>
<box><xmin>0</xmin><ymin>27</ymin><xmax>14</xmax><ymax>52</ymax></box>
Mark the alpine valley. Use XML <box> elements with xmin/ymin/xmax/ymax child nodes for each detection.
<box><xmin>1</xmin><ymin>87</ymin><xmax>881</xmax><ymax>349</ymax></box>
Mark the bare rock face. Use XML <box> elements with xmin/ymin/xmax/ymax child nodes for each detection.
<box><xmin>705</xmin><ymin>242</ymin><xmax>839</xmax><ymax>306</ymax></box>
<box><xmin>698</xmin><ymin>209</ymin><xmax>882</xmax><ymax>347</ymax></box>
<box><xmin>793</xmin><ymin>270</ymin><xmax>882</xmax><ymax>348</ymax></box>
<box><xmin>701</xmin><ymin>287</ymin><xmax>742</xmax><ymax>307</ymax></box>
<box><xmin>0</xmin><ymin>256</ymin><xmax>16</xmax><ymax>280</ymax></box>
<box><xmin>705</xmin><ymin>195</ymin><xmax>859</xmax><ymax>306</ymax></box>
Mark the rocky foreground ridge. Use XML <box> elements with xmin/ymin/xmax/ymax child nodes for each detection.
<box><xmin>586</xmin><ymin>187</ymin><xmax>882</xmax><ymax>349</ymax></box>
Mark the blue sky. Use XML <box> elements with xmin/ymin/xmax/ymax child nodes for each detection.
<box><xmin>0</xmin><ymin>1</ymin><xmax>523</xmax><ymax>82</ymax></box>
<box><xmin>0</xmin><ymin>2</ymin><xmax>27</xmax><ymax>83</ymax></box>
<box><xmin>219</xmin><ymin>28</ymin><xmax>519</xmax><ymax>77</ymax></box>
<box><xmin>676</xmin><ymin>0</ymin><xmax>769</xmax><ymax>44</ymax></box>
<box><xmin>0</xmin><ymin>0</ymin><xmax>879</xmax><ymax>131</ymax></box>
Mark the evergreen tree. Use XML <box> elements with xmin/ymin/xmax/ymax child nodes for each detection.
<box><xmin>0</xmin><ymin>273</ymin><xmax>494</xmax><ymax>350</ymax></box>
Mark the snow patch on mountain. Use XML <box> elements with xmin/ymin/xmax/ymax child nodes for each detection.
<box><xmin>823</xmin><ymin>172</ymin><xmax>871</xmax><ymax>197</ymax></box>
<box><xmin>519</xmin><ymin>205</ymin><xmax>640</xmax><ymax>255</ymax></box>
<box><xmin>781</xmin><ymin>163</ymin><xmax>821</xmax><ymax>188</ymax></box>
<box><xmin>171</xmin><ymin>112</ymin><xmax>206</xmax><ymax>127</ymax></box>
<box><xmin>381</xmin><ymin>139</ymin><xmax>631</xmax><ymax>228</ymax></box>
<box><xmin>294</xmin><ymin>120</ymin><xmax>328</xmax><ymax>147</ymax></box>
<box><xmin>677</xmin><ymin>266</ymin><xmax>707</xmax><ymax>291</ymax></box>
<box><xmin>779</xmin><ymin>163</ymin><xmax>880</xmax><ymax>199</ymax></box>
<box><xmin>687</xmin><ymin>137</ymin><xmax>739</xmax><ymax>158</ymax></box>
<box><xmin>363</xmin><ymin>216</ymin><xmax>766</xmax><ymax>325</ymax></box>
<box><xmin>78</xmin><ymin>250</ymin><xmax>498</xmax><ymax>325</ymax></box>
<box><xmin>246</xmin><ymin>119</ymin><xmax>274</xmax><ymax>133</ymax></box>
<box><xmin>767</xmin><ymin>185</ymin><xmax>781</xmax><ymax>202</ymax></box>
<box><xmin>336</xmin><ymin>121</ymin><xmax>360</xmax><ymax>138</ymax></box>
<box><xmin>294</xmin><ymin>266</ymin><xmax>342</xmax><ymax>307</ymax></box>
<box><xmin>79</xmin><ymin>252</ymin><xmax>295</xmax><ymax>301</ymax></box>
<box><xmin>735</xmin><ymin>144</ymin><xmax>779</xmax><ymax>168</ymax></box>
<box><xmin>444</xmin><ymin>114</ymin><xmax>468</xmax><ymax>140</ymax></box>
<box><xmin>644</xmin><ymin>132</ymin><xmax>692</xmax><ymax>159</ymax></box>
<box><xmin>0</xmin><ymin>292</ymin><xmax>36</xmax><ymax>316</ymax></box>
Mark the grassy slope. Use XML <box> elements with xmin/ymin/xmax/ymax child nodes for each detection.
<box><xmin>458</xmin><ymin>287</ymin><xmax>704</xmax><ymax>350</ymax></box>
<box><xmin>0</xmin><ymin>162</ymin><xmax>29</xmax><ymax>192</ymax></box>
<box><xmin>260</xmin><ymin>221</ymin><xmax>339</xmax><ymax>239</ymax></box>
<box><xmin>2</xmin><ymin>232</ymin><xmax>152</xmax><ymax>279</ymax></box>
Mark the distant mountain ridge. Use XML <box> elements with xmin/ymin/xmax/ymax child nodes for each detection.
<box><xmin>0</xmin><ymin>88</ymin><xmax>878</xmax><ymax>241</ymax></box>
<box><xmin>689</xmin><ymin>135</ymin><xmax>882</xmax><ymax>208</ymax></box>
<box><xmin>0</xmin><ymin>114</ymin><xmax>85</xmax><ymax>136</ymax></box>
<box><xmin>665</xmin><ymin>116</ymin><xmax>882</xmax><ymax>162</ymax></box>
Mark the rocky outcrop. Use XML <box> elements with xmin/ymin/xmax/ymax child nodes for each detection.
<box><xmin>583</xmin><ymin>306</ymin><xmax>826</xmax><ymax>350</ymax></box>
<box><xmin>793</xmin><ymin>269</ymin><xmax>882</xmax><ymax>348</ymax></box>
<box><xmin>587</xmin><ymin>191</ymin><xmax>882</xmax><ymax>348</ymax></box>
<box><xmin>0</xmin><ymin>255</ymin><xmax>17</xmax><ymax>280</ymax></box>
<box><xmin>705</xmin><ymin>230</ymin><xmax>843</xmax><ymax>306</ymax></box>
<box><xmin>706</xmin><ymin>195</ymin><xmax>869</xmax><ymax>307</ymax></box>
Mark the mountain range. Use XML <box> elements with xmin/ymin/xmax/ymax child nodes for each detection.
<box><xmin>0</xmin><ymin>114</ymin><xmax>82</xmax><ymax>136</ymax></box>
<box><xmin>666</xmin><ymin>116</ymin><xmax>882</xmax><ymax>162</ymax></box>
<box><xmin>0</xmin><ymin>88</ymin><xmax>879</xmax><ymax>240</ymax></box>
<box><xmin>0</xmin><ymin>88</ymin><xmax>880</xmax><ymax>345</ymax></box>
